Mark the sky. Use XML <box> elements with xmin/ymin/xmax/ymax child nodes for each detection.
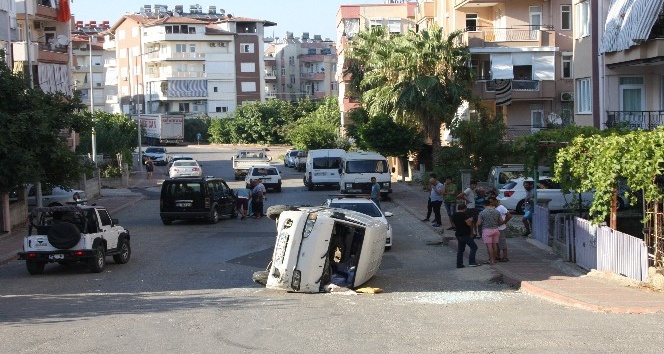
<box><xmin>70</xmin><ymin>0</ymin><xmax>387</xmax><ymax>41</ymax></box>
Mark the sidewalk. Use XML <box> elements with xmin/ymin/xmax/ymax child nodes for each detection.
<box><xmin>0</xmin><ymin>170</ymin><xmax>155</xmax><ymax>266</ymax></box>
<box><xmin>389</xmin><ymin>181</ymin><xmax>664</xmax><ymax>314</ymax></box>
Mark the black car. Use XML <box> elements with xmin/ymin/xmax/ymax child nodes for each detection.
<box><xmin>160</xmin><ymin>177</ymin><xmax>237</xmax><ymax>225</ymax></box>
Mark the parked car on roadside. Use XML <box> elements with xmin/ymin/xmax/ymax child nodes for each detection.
<box><xmin>143</xmin><ymin>146</ymin><xmax>169</xmax><ymax>166</ymax></box>
<box><xmin>285</xmin><ymin>149</ymin><xmax>300</xmax><ymax>168</ymax></box>
<box><xmin>324</xmin><ymin>195</ymin><xmax>393</xmax><ymax>251</ymax></box>
<box><xmin>159</xmin><ymin>177</ymin><xmax>237</xmax><ymax>224</ymax></box>
<box><xmin>169</xmin><ymin>160</ymin><xmax>203</xmax><ymax>179</ymax></box>
<box><xmin>27</xmin><ymin>184</ymin><xmax>87</xmax><ymax>210</ymax></box>
<box><xmin>498</xmin><ymin>177</ymin><xmax>624</xmax><ymax>214</ymax></box>
<box><xmin>245</xmin><ymin>165</ymin><xmax>282</xmax><ymax>192</ymax></box>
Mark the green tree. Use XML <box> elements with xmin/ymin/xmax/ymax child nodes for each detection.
<box><xmin>346</xmin><ymin>26</ymin><xmax>474</xmax><ymax>163</ymax></box>
<box><xmin>77</xmin><ymin>111</ymin><xmax>138</xmax><ymax>166</ymax></box>
<box><xmin>286</xmin><ymin>97</ymin><xmax>341</xmax><ymax>150</ymax></box>
<box><xmin>0</xmin><ymin>55</ymin><xmax>91</xmax><ymax>193</ymax></box>
<box><xmin>184</xmin><ymin>115</ymin><xmax>211</xmax><ymax>143</ymax></box>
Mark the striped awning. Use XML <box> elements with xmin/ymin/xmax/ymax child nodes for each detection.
<box><xmin>167</xmin><ymin>80</ymin><xmax>208</xmax><ymax>97</ymax></box>
<box><xmin>600</xmin><ymin>0</ymin><xmax>664</xmax><ymax>53</ymax></box>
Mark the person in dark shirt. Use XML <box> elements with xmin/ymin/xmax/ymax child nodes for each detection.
<box><xmin>451</xmin><ymin>204</ymin><xmax>480</xmax><ymax>268</ymax></box>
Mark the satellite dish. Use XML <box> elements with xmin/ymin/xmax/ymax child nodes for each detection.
<box><xmin>56</xmin><ymin>35</ymin><xmax>69</xmax><ymax>46</ymax></box>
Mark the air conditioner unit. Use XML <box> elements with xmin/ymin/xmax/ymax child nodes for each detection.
<box><xmin>33</xmin><ymin>21</ymin><xmax>43</xmax><ymax>29</ymax></box>
<box><xmin>304</xmin><ymin>62</ymin><xmax>311</xmax><ymax>67</ymax></box>
<box><xmin>218</xmin><ymin>42</ymin><xmax>226</xmax><ymax>47</ymax></box>
<box><xmin>95</xmin><ymin>83</ymin><xmax>102</xmax><ymax>87</ymax></box>
<box><xmin>561</xmin><ymin>92</ymin><xmax>574</xmax><ymax>102</ymax></box>
<box><xmin>209</xmin><ymin>42</ymin><xmax>216</xmax><ymax>47</ymax></box>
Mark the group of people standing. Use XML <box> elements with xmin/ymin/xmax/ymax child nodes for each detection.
<box><xmin>423</xmin><ymin>175</ymin><xmax>513</xmax><ymax>268</ymax></box>
<box><xmin>235</xmin><ymin>179</ymin><xmax>266</xmax><ymax>220</ymax></box>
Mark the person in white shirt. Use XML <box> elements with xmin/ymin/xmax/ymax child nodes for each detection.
<box><xmin>457</xmin><ymin>179</ymin><xmax>478</xmax><ymax>237</ymax></box>
<box><xmin>493</xmin><ymin>197</ymin><xmax>512</xmax><ymax>261</ymax></box>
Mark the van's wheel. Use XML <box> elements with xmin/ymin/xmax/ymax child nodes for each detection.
<box><xmin>113</xmin><ymin>239</ymin><xmax>131</xmax><ymax>264</ymax></box>
<box><xmin>161</xmin><ymin>218</ymin><xmax>172</xmax><ymax>225</ymax></box>
<box><xmin>26</xmin><ymin>260</ymin><xmax>45</xmax><ymax>275</ymax></box>
<box><xmin>276</xmin><ymin>185</ymin><xmax>282</xmax><ymax>193</ymax></box>
<box><xmin>88</xmin><ymin>245</ymin><xmax>106</xmax><ymax>273</ymax></box>
<box><xmin>307</xmin><ymin>182</ymin><xmax>314</xmax><ymax>191</ymax></box>
<box><xmin>209</xmin><ymin>207</ymin><xmax>220</xmax><ymax>224</ymax></box>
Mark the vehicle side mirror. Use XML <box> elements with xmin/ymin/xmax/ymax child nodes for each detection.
<box><xmin>112</xmin><ymin>218</ymin><xmax>119</xmax><ymax>225</ymax></box>
<box><xmin>338</xmin><ymin>167</ymin><xmax>342</xmax><ymax>174</ymax></box>
<box><xmin>384</xmin><ymin>212</ymin><xmax>393</xmax><ymax>217</ymax></box>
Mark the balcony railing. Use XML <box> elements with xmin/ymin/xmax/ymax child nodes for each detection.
<box><xmin>145</xmin><ymin>52</ymin><xmax>206</xmax><ymax>60</ymax></box>
<box><xmin>484</xmin><ymin>79</ymin><xmax>540</xmax><ymax>92</ymax></box>
<box><xmin>606</xmin><ymin>111</ymin><xmax>664</xmax><ymax>130</ymax></box>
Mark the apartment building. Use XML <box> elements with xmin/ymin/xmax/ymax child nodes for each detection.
<box><xmin>13</xmin><ymin>0</ymin><xmax>72</xmax><ymax>95</ymax></box>
<box><xmin>336</xmin><ymin>1</ymin><xmax>418</xmax><ymax>128</ymax></box>
<box><xmin>71</xmin><ymin>20</ymin><xmax>111</xmax><ymax>113</ymax></box>
<box><xmin>266</xmin><ymin>32</ymin><xmax>338</xmax><ymax>102</ymax></box>
<box><xmin>580</xmin><ymin>0</ymin><xmax>664</xmax><ymax>131</ymax></box>
<box><xmin>0</xmin><ymin>0</ymin><xmax>18</xmax><ymax>65</ymax></box>
<box><xmin>103</xmin><ymin>4</ymin><xmax>274</xmax><ymax>118</ymax></box>
<box><xmin>434</xmin><ymin>0</ymin><xmax>574</xmax><ymax>138</ymax></box>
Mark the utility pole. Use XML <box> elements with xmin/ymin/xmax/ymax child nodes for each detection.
<box><xmin>89</xmin><ymin>35</ymin><xmax>97</xmax><ymax>166</ymax></box>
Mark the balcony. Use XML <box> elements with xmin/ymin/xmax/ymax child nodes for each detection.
<box><xmin>265</xmin><ymin>71</ymin><xmax>277</xmax><ymax>80</ymax></box>
<box><xmin>606</xmin><ymin>111</ymin><xmax>664</xmax><ymax>130</ymax></box>
<box><xmin>300</xmin><ymin>72</ymin><xmax>326</xmax><ymax>81</ymax></box>
<box><xmin>297</xmin><ymin>54</ymin><xmax>325</xmax><ymax>62</ymax></box>
<box><xmin>104</xmin><ymin>58</ymin><xmax>117</xmax><ymax>67</ymax></box>
<box><xmin>103</xmin><ymin>39</ymin><xmax>116</xmax><ymax>50</ymax></box>
<box><xmin>471</xmin><ymin>80</ymin><xmax>557</xmax><ymax>101</ymax></box>
<box><xmin>455</xmin><ymin>0</ymin><xmax>503</xmax><ymax>9</ymax></box>
<box><xmin>463</xmin><ymin>27</ymin><xmax>556</xmax><ymax>48</ymax></box>
<box><xmin>145</xmin><ymin>52</ymin><xmax>206</xmax><ymax>61</ymax></box>
<box><xmin>147</xmin><ymin>71</ymin><xmax>207</xmax><ymax>79</ymax></box>
<box><xmin>106</xmin><ymin>95</ymin><xmax>118</xmax><ymax>103</ymax></box>
<box><xmin>12</xmin><ymin>41</ymin><xmax>69</xmax><ymax>64</ymax></box>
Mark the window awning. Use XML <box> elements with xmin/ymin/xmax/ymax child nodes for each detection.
<box><xmin>600</xmin><ymin>0</ymin><xmax>664</xmax><ymax>54</ymax></box>
<box><xmin>489</xmin><ymin>52</ymin><xmax>555</xmax><ymax>80</ymax></box>
<box><xmin>490</xmin><ymin>53</ymin><xmax>514</xmax><ymax>79</ymax></box>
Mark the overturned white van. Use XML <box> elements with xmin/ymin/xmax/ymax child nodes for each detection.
<box><xmin>254</xmin><ymin>205</ymin><xmax>387</xmax><ymax>293</ymax></box>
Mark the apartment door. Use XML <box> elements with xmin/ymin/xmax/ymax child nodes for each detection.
<box><xmin>620</xmin><ymin>77</ymin><xmax>645</xmax><ymax>129</ymax></box>
<box><xmin>531</xmin><ymin>109</ymin><xmax>544</xmax><ymax>133</ymax></box>
<box><xmin>529</xmin><ymin>6</ymin><xmax>543</xmax><ymax>40</ymax></box>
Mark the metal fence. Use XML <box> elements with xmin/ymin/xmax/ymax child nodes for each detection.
<box><xmin>573</xmin><ymin>217</ymin><xmax>598</xmax><ymax>271</ymax></box>
<box><xmin>532</xmin><ymin>205</ymin><xmax>550</xmax><ymax>246</ymax></box>
<box><xmin>597</xmin><ymin>226</ymin><xmax>649</xmax><ymax>281</ymax></box>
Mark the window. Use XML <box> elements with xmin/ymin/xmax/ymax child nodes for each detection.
<box><xmin>190</xmin><ymin>44</ymin><xmax>196</xmax><ymax>53</ymax></box>
<box><xmin>281</xmin><ymin>68</ymin><xmax>286</xmax><ymax>76</ymax></box>
<box><xmin>91</xmin><ymin>55</ymin><xmax>102</xmax><ymax>66</ymax></box>
<box><xmin>531</xmin><ymin>109</ymin><xmax>544</xmax><ymax>132</ymax></box>
<box><xmin>241</xmin><ymin>82</ymin><xmax>257</xmax><ymax>92</ymax></box>
<box><xmin>576</xmin><ymin>78</ymin><xmax>592</xmax><ymax>113</ymax></box>
<box><xmin>562</xmin><ymin>54</ymin><xmax>572</xmax><ymax>78</ymax></box>
<box><xmin>289</xmin><ymin>56</ymin><xmax>294</xmax><ymax>66</ymax></box>
<box><xmin>577</xmin><ymin>1</ymin><xmax>590</xmax><ymax>38</ymax></box>
<box><xmin>131</xmin><ymin>27</ymin><xmax>138</xmax><ymax>37</ymax></box>
<box><xmin>370</xmin><ymin>18</ymin><xmax>383</xmax><ymax>29</ymax></box>
<box><xmin>466</xmin><ymin>13</ymin><xmax>478</xmax><ymax>31</ymax></box>
<box><xmin>118</xmin><ymin>30</ymin><xmax>125</xmax><ymax>40</ymax></box>
<box><xmin>213</xmin><ymin>87</ymin><xmax>218</xmax><ymax>93</ymax></box>
<box><xmin>176</xmin><ymin>44</ymin><xmax>186</xmax><ymax>53</ymax></box>
<box><xmin>388</xmin><ymin>18</ymin><xmax>401</xmax><ymax>34</ymax></box>
<box><xmin>240</xmin><ymin>62</ymin><xmax>256</xmax><ymax>72</ymax></box>
<box><xmin>178</xmin><ymin>103</ymin><xmax>190</xmax><ymax>112</ymax></box>
<box><xmin>290</xmin><ymin>74</ymin><xmax>295</xmax><ymax>84</ymax></box>
<box><xmin>240</xmin><ymin>43</ymin><xmax>254</xmax><ymax>53</ymax></box>
<box><xmin>561</xmin><ymin>5</ymin><xmax>572</xmax><ymax>30</ymax></box>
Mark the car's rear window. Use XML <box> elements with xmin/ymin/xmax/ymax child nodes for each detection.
<box><xmin>502</xmin><ymin>182</ymin><xmax>517</xmax><ymax>190</ymax></box>
<box><xmin>146</xmin><ymin>147</ymin><xmax>165</xmax><ymax>153</ymax></box>
<box><xmin>252</xmin><ymin>168</ymin><xmax>278</xmax><ymax>176</ymax></box>
<box><xmin>288</xmin><ymin>151</ymin><xmax>299</xmax><ymax>157</ymax></box>
<box><xmin>175</xmin><ymin>161</ymin><xmax>198</xmax><ymax>167</ymax></box>
<box><xmin>163</xmin><ymin>182</ymin><xmax>202</xmax><ymax>197</ymax></box>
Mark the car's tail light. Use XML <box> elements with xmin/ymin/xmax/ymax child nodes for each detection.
<box><xmin>504</xmin><ymin>191</ymin><xmax>514</xmax><ymax>197</ymax></box>
<box><xmin>27</xmin><ymin>253</ymin><xmax>39</xmax><ymax>258</ymax></box>
<box><xmin>74</xmin><ymin>251</ymin><xmax>85</xmax><ymax>256</ymax></box>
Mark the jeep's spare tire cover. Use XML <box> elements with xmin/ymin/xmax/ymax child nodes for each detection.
<box><xmin>47</xmin><ymin>222</ymin><xmax>82</xmax><ymax>249</ymax></box>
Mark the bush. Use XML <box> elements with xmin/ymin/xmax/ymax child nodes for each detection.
<box><xmin>101</xmin><ymin>163</ymin><xmax>122</xmax><ymax>178</ymax></box>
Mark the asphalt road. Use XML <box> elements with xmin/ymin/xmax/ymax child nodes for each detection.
<box><xmin>1</xmin><ymin>145</ymin><xmax>663</xmax><ymax>353</ymax></box>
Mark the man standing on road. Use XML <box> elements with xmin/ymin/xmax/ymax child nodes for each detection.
<box><xmin>443</xmin><ymin>177</ymin><xmax>457</xmax><ymax>230</ymax></box>
<box><xmin>370</xmin><ymin>176</ymin><xmax>381</xmax><ymax>209</ymax></box>
<box><xmin>252</xmin><ymin>180</ymin><xmax>267</xmax><ymax>218</ymax></box>
<box><xmin>429</xmin><ymin>176</ymin><xmax>445</xmax><ymax>227</ymax></box>
<box><xmin>451</xmin><ymin>204</ymin><xmax>479</xmax><ymax>268</ymax></box>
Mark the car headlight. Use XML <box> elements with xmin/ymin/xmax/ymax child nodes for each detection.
<box><xmin>382</xmin><ymin>182</ymin><xmax>390</xmax><ymax>188</ymax></box>
<box><xmin>302</xmin><ymin>213</ymin><xmax>317</xmax><ymax>238</ymax></box>
<box><xmin>345</xmin><ymin>183</ymin><xmax>352</xmax><ymax>189</ymax></box>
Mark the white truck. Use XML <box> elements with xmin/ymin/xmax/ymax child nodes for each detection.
<box><xmin>138</xmin><ymin>114</ymin><xmax>184</xmax><ymax>146</ymax></box>
<box><xmin>339</xmin><ymin>151</ymin><xmax>392</xmax><ymax>197</ymax></box>
<box><xmin>231</xmin><ymin>149</ymin><xmax>272</xmax><ymax>180</ymax></box>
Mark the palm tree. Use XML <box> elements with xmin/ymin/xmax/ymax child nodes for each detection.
<box><xmin>345</xmin><ymin>25</ymin><xmax>475</xmax><ymax>164</ymax></box>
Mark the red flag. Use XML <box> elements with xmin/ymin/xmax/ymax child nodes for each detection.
<box><xmin>57</xmin><ymin>0</ymin><xmax>71</xmax><ymax>23</ymax></box>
